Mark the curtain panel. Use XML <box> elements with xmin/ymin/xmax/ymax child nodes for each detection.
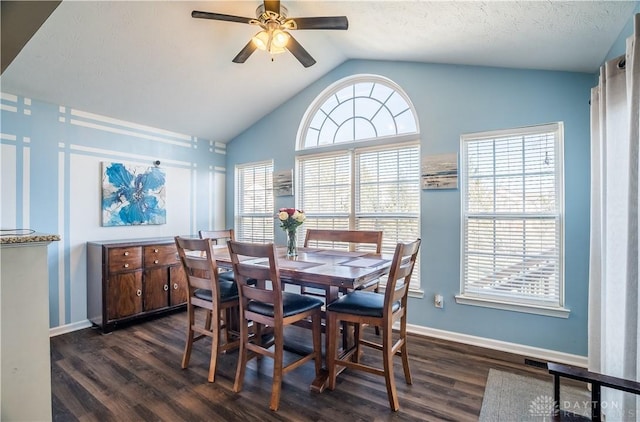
<box><xmin>589</xmin><ymin>13</ymin><xmax>640</xmax><ymax>421</ymax></box>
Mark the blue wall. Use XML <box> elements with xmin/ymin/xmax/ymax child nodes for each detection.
<box><xmin>227</xmin><ymin>60</ymin><xmax>594</xmax><ymax>356</ymax></box>
<box><xmin>1</xmin><ymin>94</ymin><xmax>225</xmax><ymax>328</ymax></box>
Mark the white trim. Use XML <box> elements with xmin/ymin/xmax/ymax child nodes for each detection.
<box><xmin>406</xmin><ymin>323</ymin><xmax>587</xmax><ymax>367</ymax></box>
<box><xmin>49</xmin><ymin>320</ymin><xmax>92</xmax><ymax>337</ymax></box>
<box><xmin>58</xmin><ymin>151</ymin><xmax>66</xmax><ymax>326</ymax></box>
<box><xmin>1</xmin><ymin>92</ymin><xmax>18</xmax><ymax>102</ymax></box>
<box><xmin>22</xmin><ymin>147</ymin><xmax>30</xmax><ymax>229</ymax></box>
<box><xmin>69</xmin><ymin>119</ymin><xmax>191</xmax><ymax>148</ymax></box>
<box><xmin>70</xmin><ymin>109</ymin><xmax>191</xmax><ymax>141</ymax></box>
<box><xmin>455</xmin><ymin>295</ymin><xmax>571</xmax><ymax>318</ymax></box>
<box><xmin>0</xmin><ymin>104</ymin><xmax>17</xmax><ymax>113</ymax></box>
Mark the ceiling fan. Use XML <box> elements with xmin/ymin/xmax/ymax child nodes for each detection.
<box><xmin>192</xmin><ymin>0</ymin><xmax>348</xmax><ymax>68</ymax></box>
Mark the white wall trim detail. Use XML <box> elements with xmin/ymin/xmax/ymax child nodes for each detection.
<box><xmin>406</xmin><ymin>323</ymin><xmax>588</xmax><ymax>367</ymax></box>
<box><xmin>49</xmin><ymin>320</ymin><xmax>93</xmax><ymax>337</ymax></box>
<box><xmin>70</xmin><ymin>109</ymin><xmax>191</xmax><ymax>141</ymax></box>
<box><xmin>68</xmin><ymin>144</ymin><xmax>191</xmax><ymax>167</ymax></box>
<box><xmin>22</xmin><ymin>147</ymin><xmax>30</xmax><ymax>229</ymax></box>
<box><xmin>58</xmin><ymin>151</ymin><xmax>66</xmax><ymax>326</ymax></box>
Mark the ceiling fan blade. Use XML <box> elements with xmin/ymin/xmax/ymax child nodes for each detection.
<box><xmin>288</xmin><ymin>16</ymin><xmax>349</xmax><ymax>30</ymax></box>
<box><xmin>286</xmin><ymin>35</ymin><xmax>316</xmax><ymax>68</ymax></box>
<box><xmin>191</xmin><ymin>10</ymin><xmax>253</xmax><ymax>25</ymax></box>
<box><xmin>232</xmin><ymin>41</ymin><xmax>258</xmax><ymax>64</ymax></box>
<box><xmin>263</xmin><ymin>1</ymin><xmax>280</xmax><ymax>14</ymax></box>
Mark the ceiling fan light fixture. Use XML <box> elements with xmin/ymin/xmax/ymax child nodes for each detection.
<box><xmin>272</xmin><ymin>29</ymin><xmax>290</xmax><ymax>48</ymax></box>
<box><xmin>252</xmin><ymin>30</ymin><xmax>270</xmax><ymax>50</ymax></box>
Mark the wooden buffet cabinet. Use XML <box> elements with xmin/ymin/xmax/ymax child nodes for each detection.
<box><xmin>87</xmin><ymin>237</ymin><xmax>187</xmax><ymax>333</ymax></box>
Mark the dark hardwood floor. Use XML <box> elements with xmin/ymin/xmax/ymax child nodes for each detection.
<box><xmin>51</xmin><ymin>310</ymin><xmax>553</xmax><ymax>421</ymax></box>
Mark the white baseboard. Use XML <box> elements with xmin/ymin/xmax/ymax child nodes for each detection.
<box><xmin>406</xmin><ymin>323</ymin><xmax>588</xmax><ymax>367</ymax></box>
<box><xmin>49</xmin><ymin>319</ymin><xmax>93</xmax><ymax>337</ymax></box>
<box><xmin>46</xmin><ymin>318</ymin><xmax>587</xmax><ymax>367</ymax></box>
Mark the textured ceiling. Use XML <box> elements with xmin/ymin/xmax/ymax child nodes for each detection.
<box><xmin>1</xmin><ymin>1</ymin><xmax>636</xmax><ymax>143</ymax></box>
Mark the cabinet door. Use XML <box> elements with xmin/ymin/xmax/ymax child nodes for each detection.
<box><xmin>170</xmin><ymin>265</ymin><xmax>188</xmax><ymax>306</ymax></box>
<box><xmin>143</xmin><ymin>268</ymin><xmax>170</xmax><ymax>311</ymax></box>
<box><xmin>107</xmin><ymin>272</ymin><xmax>143</xmax><ymax>320</ymax></box>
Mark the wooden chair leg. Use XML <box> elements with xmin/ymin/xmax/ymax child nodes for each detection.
<box><xmin>312</xmin><ymin>310</ymin><xmax>322</xmax><ymax>376</ymax></box>
<box><xmin>208</xmin><ymin>314</ymin><xmax>220</xmax><ymax>383</ymax></box>
<box><xmin>181</xmin><ymin>304</ymin><xmax>195</xmax><ymax>369</ymax></box>
<box><xmin>354</xmin><ymin>322</ymin><xmax>362</xmax><ymax>363</ymax></box>
<box><xmin>382</xmin><ymin>326</ymin><xmax>400</xmax><ymax>411</ymax></box>
<box><xmin>327</xmin><ymin>313</ymin><xmax>338</xmax><ymax>390</ymax></box>
<box><xmin>400</xmin><ymin>323</ymin><xmax>412</xmax><ymax>384</ymax></box>
<box><xmin>270</xmin><ymin>326</ymin><xmax>285</xmax><ymax>411</ymax></box>
<box><xmin>233</xmin><ymin>315</ymin><xmax>249</xmax><ymax>393</ymax></box>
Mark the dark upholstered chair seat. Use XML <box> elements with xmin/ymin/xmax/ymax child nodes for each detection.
<box><xmin>326</xmin><ymin>290</ymin><xmax>399</xmax><ymax>317</ymax></box>
<box><xmin>194</xmin><ymin>280</ymin><xmax>238</xmax><ymax>302</ymax></box>
<box><xmin>247</xmin><ymin>291</ymin><xmax>323</xmax><ymax>318</ymax></box>
<box><xmin>218</xmin><ymin>270</ymin><xmax>235</xmax><ymax>282</ymax></box>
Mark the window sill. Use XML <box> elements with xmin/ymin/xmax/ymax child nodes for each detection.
<box><xmin>454</xmin><ymin>295</ymin><xmax>570</xmax><ymax>318</ymax></box>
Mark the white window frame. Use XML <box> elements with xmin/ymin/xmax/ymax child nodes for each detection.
<box><xmin>295</xmin><ymin>74</ymin><xmax>422</xmax><ymax>294</ymax></box>
<box><xmin>234</xmin><ymin>160</ymin><xmax>274</xmax><ymax>243</ymax></box>
<box><xmin>456</xmin><ymin>122</ymin><xmax>569</xmax><ymax>318</ymax></box>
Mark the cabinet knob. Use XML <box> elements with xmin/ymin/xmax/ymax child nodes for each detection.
<box><xmin>154</xmin><ymin>248</ymin><xmax>158</xmax><ymax>253</ymax></box>
<box><xmin>136</xmin><ymin>289</ymin><xmax>142</xmax><ymax>297</ymax></box>
<box><xmin>124</xmin><ymin>263</ymin><xmax>129</xmax><ymax>268</ymax></box>
<box><xmin>154</xmin><ymin>260</ymin><xmax>159</xmax><ymax>264</ymax></box>
<box><xmin>163</xmin><ymin>284</ymin><xmax>169</xmax><ymax>291</ymax></box>
<box><xmin>124</xmin><ymin>251</ymin><xmax>129</xmax><ymax>256</ymax></box>
<box><xmin>173</xmin><ymin>283</ymin><xmax>178</xmax><ymax>290</ymax></box>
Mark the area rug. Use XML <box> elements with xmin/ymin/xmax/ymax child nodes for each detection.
<box><xmin>479</xmin><ymin>369</ymin><xmax>591</xmax><ymax>421</ymax></box>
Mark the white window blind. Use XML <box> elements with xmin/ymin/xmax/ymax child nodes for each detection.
<box><xmin>298</xmin><ymin>144</ymin><xmax>421</xmax><ymax>289</ymax></box>
<box><xmin>235</xmin><ymin>161</ymin><xmax>274</xmax><ymax>243</ymax></box>
<box><xmin>460</xmin><ymin>123</ymin><xmax>564</xmax><ymax>310</ymax></box>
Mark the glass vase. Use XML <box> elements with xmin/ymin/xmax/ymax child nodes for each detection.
<box><xmin>286</xmin><ymin>229</ymin><xmax>298</xmax><ymax>257</ymax></box>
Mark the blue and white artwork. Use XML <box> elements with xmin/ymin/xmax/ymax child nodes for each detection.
<box><xmin>102</xmin><ymin>162</ymin><xmax>166</xmax><ymax>226</ymax></box>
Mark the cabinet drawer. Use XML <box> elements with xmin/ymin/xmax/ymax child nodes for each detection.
<box><xmin>108</xmin><ymin>247</ymin><xmax>142</xmax><ymax>272</ymax></box>
<box><xmin>144</xmin><ymin>244</ymin><xmax>179</xmax><ymax>267</ymax></box>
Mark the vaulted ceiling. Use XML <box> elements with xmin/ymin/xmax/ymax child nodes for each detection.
<box><xmin>1</xmin><ymin>1</ymin><xmax>636</xmax><ymax>143</ymax></box>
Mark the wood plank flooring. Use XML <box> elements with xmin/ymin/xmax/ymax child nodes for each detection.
<box><xmin>51</xmin><ymin>310</ymin><xmax>555</xmax><ymax>421</ymax></box>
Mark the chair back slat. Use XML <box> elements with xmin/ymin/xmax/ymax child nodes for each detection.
<box><xmin>385</xmin><ymin>239</ymin><xmax>421</xmax><ymax>308</ymax></box>
<box><xmin>175</xmin><ymin>236</ymin><xmax>220</xmax><ymax>299</ymax></box>
<box><xmin>199</xmin><ymin>229</ymin><xmax>235</xmax><ymax>245</ymax></box>
<box><xmin>228</xmin><ymin>241</ymin><xmax>283</xmax><ymax>315</ymax></box>
<box><xmin>304</xmin><ymin>229</ymin><xmax>383</xmax><ymax>253</ymax></box>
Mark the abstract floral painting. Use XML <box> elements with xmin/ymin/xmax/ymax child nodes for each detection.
<box><xmin>102</xmin><ymin>162</ymin><xmax>166</xmax><ymax>226</ymax></box>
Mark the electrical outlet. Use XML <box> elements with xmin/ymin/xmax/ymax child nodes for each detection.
<box><xmin>434</xmin><ymin>294</ymin><xmax>444</xmax><ymax>308</ymax></box>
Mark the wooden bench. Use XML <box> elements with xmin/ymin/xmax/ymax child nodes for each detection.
<box><xmin>547</xmin><ymin>362</ymin><xmax>640</xmax><ymax>421</ymax></box>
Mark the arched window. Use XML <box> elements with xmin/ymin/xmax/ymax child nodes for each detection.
<box><xmin>297</xmin><ymin>74</ymin><xmax>419</xmax><ymax>150</ymax></box>
<box><xmin>296</xmin><ymin>75</ymin><xmax>421</xmax><ymax>290</ymax></box>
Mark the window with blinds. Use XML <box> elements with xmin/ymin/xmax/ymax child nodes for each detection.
<box><xmin>296</xmin><ymin>74</ymin><xmax>421</xmax><ymax>290</ymax></box>
<box><xmin>459</xmin><ymin>123</ymin><xmax>565</xmax><ymax>314</ymax></box>
<box><xmin>297</xmin><ymin>143</ymin><xmax>421</xmax><ymax>288</ymax></box>
<box><xmin>235</xmin><ymin>161</ymin><xmax>274</xmax><ymax>243</ymax></box>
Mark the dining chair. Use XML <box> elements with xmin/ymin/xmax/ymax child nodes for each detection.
<box><xmin>325</xmin><ymin>238</ymin><xmax>421</xmax><ymax>411</ymax></box>
<box><xmin>198</xmin><ymin>229</ymin><xmax>236</xmax><ymax>282</ymax></box>
<box><xmin>303</xmin><ymin>229</ymin><xmax>384</xmax><ymax>334</ymax></box>
<box><xmin>174</xmin><ymin>236</ymin><xmax>240</xmax><ymax>383</ymax></box>
<box><xmin>227</xmin><ymin>240</ymin><xmax>323</xmax><ymax>411</ymax></box>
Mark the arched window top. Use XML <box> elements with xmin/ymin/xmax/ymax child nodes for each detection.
<box><xmin>297</xmin><ymin>74</ymin><xmax>419</xmax><ymax>151</ymax></box>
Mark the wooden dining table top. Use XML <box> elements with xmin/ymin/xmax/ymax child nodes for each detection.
<box><xmin>212</xmin><ymin>245</ymin><xmax>392</xmax><ymax>291</ymax></box>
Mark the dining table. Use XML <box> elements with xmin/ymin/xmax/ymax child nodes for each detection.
<box><xmin>212</xmin><ymin>244</ymin><xmax>394</xmax><ymax>392</ymax></box>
